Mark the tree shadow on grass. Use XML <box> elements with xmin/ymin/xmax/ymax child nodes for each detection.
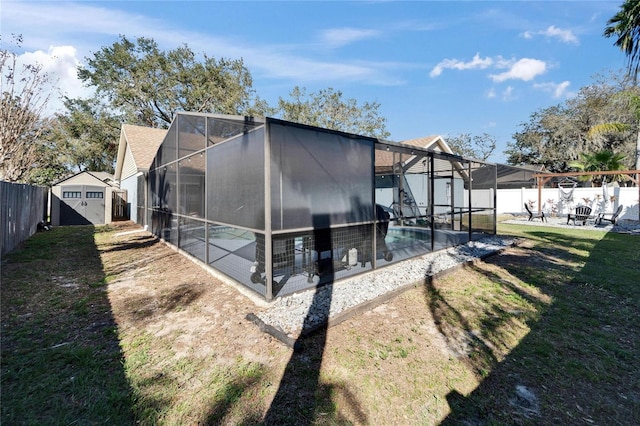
<box><xmin>0</xmin><ymin>225</ymin><xmax>135</xmax><ymax>424</ymax></box>
<box><xmin>125</xmin><ymin>282</ymin><xmax>206</xmax><ymax>321</ymax></box>
<box><xmin>438</xmin><ymin>230</ymin><xmax>640</xmax><ymax>425</ymax></box>
<box><xmin>100</xmin><ymin>234</ymin><xmax>159</xmax><ymax>253</ymax></box>
<box><xmin>423</xmin><ymin>277</ymin><xmax>499</xmax><ymax>379</ymax></box>
<box><xmin>204</xmin><ymin>370</ymin><xmax>266</xmax><ymax>425</ymax></box>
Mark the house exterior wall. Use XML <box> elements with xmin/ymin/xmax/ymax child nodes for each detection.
<box><xmin>120</xmin><ymin>174</ymin><xmax>139</xmax><ymax>223</ymax></box>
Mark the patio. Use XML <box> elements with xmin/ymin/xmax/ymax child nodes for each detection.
<box><xmin>502</xmin><ymin>215</ymin><xmax>640</xmax><ymax>235</ymax></box>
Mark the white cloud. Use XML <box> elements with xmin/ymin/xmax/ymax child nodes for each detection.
<box><xmin>533</xmin><ymin>80</ymin><xmax>572</xmax><ymax>98</ymax></box>
<box><xmin>487</xmin><ymin>85</ymin><xmax>516</xmax><ymax>101</ymax></box>
<box><xmin>502</xmin><ymin>86</ymin><xmax>515</xmax><ymax>101</ymax></box>
<box><xmin>521</xmin><ymin>31</ymin><xmax>534</xmax><ymax>40</ymax></box>
<box><xmin>543</xmin><ymin>26</ymin><xmax>579</xmax><ymax>44</ymax></box>
<box><xmin>320</xmin><ymin>28</ymin><xmax>381</xmax><ymax>48</ymax></box>
<box><xmin>19</xmin><ymin>46</ymin><xmax>87</xmax><ymax>98</ymax></box>
<box><xmin>430</xmin><ymin>54</ymin><xmax>547</xmax><ymax>83</ymax></box>
<box><xmin>14</xmin><ymin>45</ymin><xmax>94</xmax><ymax>116</ymax></box>
<box><xmin>521</xmin><ymin>25</ymin><xmax>579</xmax><ymax>45</ymax></box>
<box><xmin>429</xmin><ymin>53</ymin><xmax>493</xmax><ymax>77</ymax></box>
<box><xmin>489</xmin><ymin>58</ymin><xmax>547</xmax><ymax>82</ymax></box>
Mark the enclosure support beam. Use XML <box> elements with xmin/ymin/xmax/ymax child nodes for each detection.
<box><xmin>493</xmin><ymin>165</ymin><xmax>498</xmax><ymax>235</ymax></box>
<box><xmin>468</xmin><ymin>160</ymin><xmax>472</xmax><ymax>242</ymax></box>
<box><xmin>430</xmin><ymin>154</ymin><xmax>435</xmax><ymax>252</ymax></box>
<box><xmin>264</xmin><ymin>125</ymin><xmax>273</xmax><ymax>301</ymax></box>
<box><xmin>371</xmin><ymin>144</ymin><xmax>377</xmax><ymax>270</ymax></box>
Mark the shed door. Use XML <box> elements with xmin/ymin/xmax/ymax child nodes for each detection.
<box><xmin>60</xmin><ymin>185</ymin><xmax>105</xmax><ymax>225</ymax></box>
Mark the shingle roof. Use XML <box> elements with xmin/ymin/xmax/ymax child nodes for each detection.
<box><xmin>374</xmin><ymin>135</ymin><xmax>452</xmax><ymax>171</ymax></box>
<box><xmin>399</xmin><ymin>135</ymin><xmax>443</xmax><ymax>149</ymax></box>
<box><xmin>90</xmin><ymin>171</ymin><xmax>115</xmax><ymax>183</ymax></box>
<box><xmin>121</xmin><ymin>124</ymin><xmax>168</xmax><ymax>171</ymax></box>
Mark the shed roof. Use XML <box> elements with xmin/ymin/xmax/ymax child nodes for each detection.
<box><xmin>53</xmin><ymin>170</ymin><xmax>115</xmax><ymax>187</ymax></box>
<box><xmin>115</xmin><ymin>124</ymin><xmax>168</xmax><ymax>180</ymax></box>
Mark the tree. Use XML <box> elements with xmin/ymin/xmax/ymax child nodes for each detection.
<box><xmin>77</xmin><ymin>35</ymin><xmax>266</xmax><ymax>128</ymax></box>
<box><xmin>505</xmin><ymin>70</ymin><xmax>638</xmax><ymax>172</ymax></box>
<box><xmin>0</xmin><ymin>35</ymin><xmax>56</xmax><ymax>183</ymax></box>
<box><xmin>49</xmin><ymin>97</ymin><xmax>123</xmax><ymax>173</ymax></box>
<box><xmin>445</xmin><ymin>133</ymin><xmax>496</xmax><ymax>161</ymax></box>
<box><xmin>568</xmin><ymin>150</ymin><xmax>628</xmax><ymax>185</ymax></box>
<box><xmin>588</xmin><ymin>91</ymin><xmax>640</xmax><ymax>171</ymax></box>
<box><xmin>604</xmin><ymin>0</ymin><xmax>640</xmax><ymax>81</ymax></box>
<box><xmin>276</xmin><ymin>86</ymin><xmax>390</xmax><ymax>139</ymax></box>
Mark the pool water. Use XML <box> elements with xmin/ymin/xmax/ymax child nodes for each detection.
<box><xmin>385</xmin><ymin>227</ymin><xmax>431</xmax><ymax>243</ymax></box>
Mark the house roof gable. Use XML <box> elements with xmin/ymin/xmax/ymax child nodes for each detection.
<box><xmin>375</xmin><ymin>135</ymin><xmax>454</xmax><ymax>170</ymax></box>
<box><xmin>115</xmin><ymin>124</ymin><xmax>168</xmax><ymax>179</ymax></box>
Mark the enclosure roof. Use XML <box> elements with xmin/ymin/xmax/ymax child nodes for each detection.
<box><xmin>115</xmin><ymin>124</ymin><xmax>168</xmax><ymax>179</ymax></box>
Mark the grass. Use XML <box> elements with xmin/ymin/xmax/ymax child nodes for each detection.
<box><xmin>1</xmin><ymin>226</ymin><xmax>134</xmax><ymax>425</ymax></box>
<box><xmin>439</xmin><ymin>223</ymin><xmax>640</xmax><ymax>424</ymax></box>
<box><xmin>1</xmin><ymin>221</ymin><xmax>639</xmax><ymax>424</ymax></box>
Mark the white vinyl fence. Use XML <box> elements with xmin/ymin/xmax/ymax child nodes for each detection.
<box><xmin>496</xmin><ymin>186</ymin><xmax>640</xmax><ymax>221</ymax></box>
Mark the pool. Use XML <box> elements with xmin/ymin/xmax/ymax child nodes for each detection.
<box><xmin>385</xmin><ymin>227</ymin><xmax>431</xmax><ymax>243</ymax></box>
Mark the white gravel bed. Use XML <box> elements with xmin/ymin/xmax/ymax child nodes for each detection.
<box><xmin>255</xmin><ymin>235</ymin><xmax>516</xmax><ymax>337</ymax></box>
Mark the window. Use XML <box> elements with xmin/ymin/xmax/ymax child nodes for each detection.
<box><xmin>86</xmin><ymin>191</ymin><xmax>104</xmax><ymax>199</ymax></box>
<box><xmin>63</xmin><ymin>191</ymin><xmax>81</xmax><ymax>198</ymax></box>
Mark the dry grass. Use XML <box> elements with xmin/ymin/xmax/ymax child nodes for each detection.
<box><xmin>2</xmin><ymin>221</ymin><xmax>639</xmax><ymax>425</ymax></box>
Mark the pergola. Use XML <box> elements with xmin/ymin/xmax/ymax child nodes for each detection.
<box><xmin>532</xmin><ymin>169</ymin><xmax>640</xmax><ymax>221</ymax></box>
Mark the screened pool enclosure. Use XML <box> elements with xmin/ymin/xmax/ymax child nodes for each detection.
<box><xmin>140</xmin><ymin>112</ymin><xmax>496</xmax><ymax>300</ymax></box>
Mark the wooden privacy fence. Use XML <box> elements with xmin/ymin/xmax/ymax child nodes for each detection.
<box><xmin>1</xmin><ymin>181</ymin><xmax>49</xmax><ymax>257</ymax></box>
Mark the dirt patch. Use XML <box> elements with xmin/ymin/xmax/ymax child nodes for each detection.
<box><xmin>101</xmin><ymin>223</ymin><xmax>288</xmax><ymax>367</ymax></box>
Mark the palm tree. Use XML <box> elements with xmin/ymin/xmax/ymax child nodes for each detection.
<box><xmin>604</xmin><ymin>0</ymin><xmax>640</xmax><ymax>81</ymax></box>
<box><xmin>569</xmin><ymin>150</ymin><xmax>628</xmax><ymax>185</ymax></box>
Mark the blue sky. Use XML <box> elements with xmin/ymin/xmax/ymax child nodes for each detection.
<box><xmin>2</xmin><ymin>1</ymin><xmax>628</xmax><ymax>163</ymax></box>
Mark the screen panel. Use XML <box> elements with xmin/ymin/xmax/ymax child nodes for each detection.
<box><xmin>179</xmin><ymin>216</ymin><xmax>206</xmax><ymax>262</ymax></box>
<box><xmin>269</xmin><ymin>122</ymin><xmax>374</xmax><ymax>230</ymax></box>
<box><xmin>207</xmin><ymin>128</ymin><xmax>265</xmax><ymax>230</ymax></box>
<box><xmin>178</xmin><ymin>153</ymin><xmax>205</xmax><ymax>218</ymax></box>
<box><xmin>157</xmin><ymin>123</ymin><xmax>177</xmax><ymax>166</ymax></box>
<box><xmin>178</xmin><ymin>114</ymin><xmax>206</xmax><ymax>158</ymax></box>
<box><xmin>207</xmin><ymin>116</ymin><xmax>263</xmax><ymax>146</ymax></box>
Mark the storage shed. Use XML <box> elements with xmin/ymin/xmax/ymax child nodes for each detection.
<box><xmin>51</xmin><ymin>171</ymin><xmax>121</xmax><ymax>226</ymax></box>
<box><xmin>143</xmin><ymin>112</ymin><xmax>497</xmax><ymax>300</ymax></box>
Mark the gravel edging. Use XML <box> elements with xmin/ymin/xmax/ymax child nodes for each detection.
<box><xmin>250</xmin><ymin>235</ymin><xmax>517</xmax><ymax>345</ymax></box>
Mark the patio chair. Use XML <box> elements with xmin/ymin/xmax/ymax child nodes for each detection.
<box><xmin>596</xmin><ymin>205</ymin><xmax>623</xmax><ymax>225</ymax></box>
<box><xmin>567</xmin><ymin>205</ymin><xmax>593</xmax><ymax>226</ymax></box>
<box><xmin>524</xmin><ymin>203</ymin><xmax>546</xmax><ymax>222</ymax></box>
